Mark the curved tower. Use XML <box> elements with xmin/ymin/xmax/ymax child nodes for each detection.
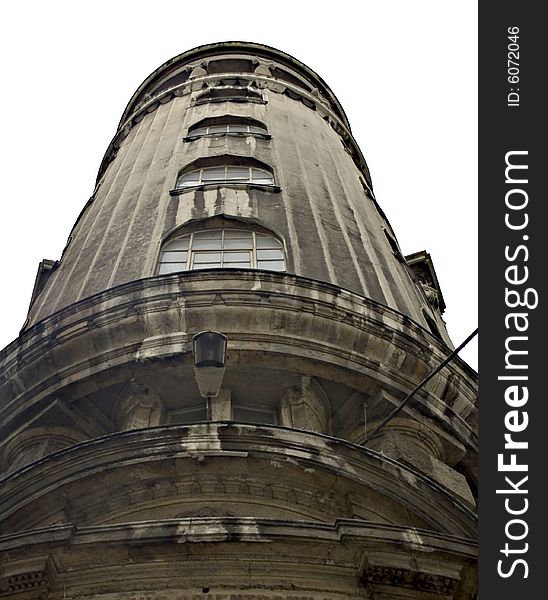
<box><xmin>0</xmin><ymin>43</ymin><xmax>477</xmax><ymax>599</ymax></box>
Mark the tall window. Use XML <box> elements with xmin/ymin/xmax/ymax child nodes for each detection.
<box><xmin>158</xmin><ymin>229</ymin><xmax>285</xmax><ymax>274</ymax></box>
<box><xmin>176</xmin><ymin>165</ymin><xmax>273</xmax><ymax>188</ymax></box>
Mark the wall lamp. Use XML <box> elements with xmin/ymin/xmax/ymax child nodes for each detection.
<box><xmin>192</xmin><ymin>331</ymin><xmax>228</xmax><ymax>402</ymax></box>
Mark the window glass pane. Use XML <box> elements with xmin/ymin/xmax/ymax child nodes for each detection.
<box><xmin>164</xmin><ymin>237</ymin><xmax>190</xmax><ymax>251</ymax></box>
<box><xmin>192</xmin><ymin>263</ymin><xmax>221</xmax><ymax>270</ymax></box>
<box><xmin>251</xmin><ymin>168</ymin><xmax>273</xmax><ymax>184</ymax></box>
<box><xmin>190</xmin><ymin>126</ymin><xmax>208</xmax><ymax>137</ymax></box>
<box><xmin>208</xmin><ymin>125</ymin><xmax>227</xmax><ymax>134</ymax></box>
<box><xmin>178</xmin><ymin>171</ymin><xmax>200</xmax><ymax>187</ymax></box>
<box><xmin>256</xmin><ymin>235</ymin><xmax>281</xmax><ymax>248</ymax></box>
<box><xmin>224</xmin><ymin>230</ymin><xmax>253</xmax><ymax>239</ymax></box>
<box><xmin>193</xmin><ymin>251</ymin><xmax>222</xmax><ymax>263</ymax></box>
<box><xmin>194</xmin><ymin>230</ymin><xmax>223</xmax><ymax>240</ymax></box>
<box><xmin>224</xmin><ymin>238</ymin><xmax>253</xmax><ymax>249</ymax></box>
<box><xmin>257</xmin><ymin>249</ymin><xmax>284</xmax><ymax>260</ymax></box>
<box><xmin>258</xmin><ymin>260</ymin><xmax>285</xmax><ymax>271</ymax></box>
<box><xmin>158</xmin><ymin>263</ymin><xmax>186</xmax><ymax>274</ymax></box>
<box><xmin>223</xmin><ymin>251</ymin><xmax>251</xmax><ymax>263</ymax></box>
<box><xmin>232</xmin><ymin>405</ymin><xmax>277</xmax><ymax>425</ymax></box>
<box><xmin>161</xmin><ymin>251</ymin><xmax>188</xmax><ymax>263</ymax></box>
<box><xmin>201</xmin><ymin>166</ymin><xmax>226</xmax><ymax>181</ymax></box>
<box><xmin>248</xmin><ymin>125</ymin><xmax>266</xmax><ymax>134</ymax></box>
<box><xmin>214</xmin><ymin>88</ymin><xmax>247</xmax><ymax>98</ymax></box>
<box><xmin>229</xmin><ymin>124</ymin><xmax>248</xmax><ymax>133</ymax></box>
<box><xmin>225</xmin><ymin>166</ymin><xmax>251</xmax><ymax>180</ymax></box>
<box><xmin>169</xmin><ymin>404</ymin><xmax>207</xmax><ymax>424</ymax></box>
<box><xmin>192</xmin><ymin>239</ymin><xmax>222</xmax><ymax>250</ymax></box>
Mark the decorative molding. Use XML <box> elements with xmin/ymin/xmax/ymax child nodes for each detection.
<box><xmin>365</xmin><ymin>564</ymin><xmax>458</xmax><ymax>595</ymax></box>
<box><xmin>1</xmin><ymin>570</ymin><xmax>48</xmax><ymax>596</ymax></box>
<box><xmin>0</xmin><ymin>424</ymin><xmax>477</xmax><ymax>538</ymax></box>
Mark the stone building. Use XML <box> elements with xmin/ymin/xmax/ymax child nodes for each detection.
<box><xmin>0</xmin><ymin>42</ymin><xmax>477</xmax><ymax>599</ymax></box>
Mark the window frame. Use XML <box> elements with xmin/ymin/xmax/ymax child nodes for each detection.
<box><xmin>232</xmin><ymin>404</ymin><xmax>279</xmax><ymax>426</ymax></box>
<box><xmin>157</xmin><ymin>229</ymin><xmax>286</xmax><ymax>275</ymax></box>
<box><xmin>187</xmin><ymin>122</ymin><xmax>268</xmax><ymax>139</ymax></box>
<box><xmin>194</xmin><ymin>86</ymin><xmax>265</xmax><ymax>105</ymax></box>
<box><xmin>176</xmin><ymin>165</ymin><xmax>274</xmax><ymax>189</ymax></box>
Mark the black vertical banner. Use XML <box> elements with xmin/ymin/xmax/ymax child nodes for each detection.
<box><xmin>480</xmin><ymin>2</ymin><xmax>545</xmax><ymax>597</ymax></box>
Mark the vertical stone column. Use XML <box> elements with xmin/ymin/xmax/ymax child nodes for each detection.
<box><xmin>211</xmin><ymin>389</ymin><xmax>232</xmax><ymax>420</ymax></box>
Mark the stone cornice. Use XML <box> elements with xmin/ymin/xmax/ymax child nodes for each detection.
<box><xmin>0</xmin><ymin>424</ymin><xmax>477</xmax><ymax>536</ymax></box>
<box><xmin>0</xmin><ymin>517</ymin><xmax>477</xmax><ymax>556</ymax></box>
<box><xmin>119</xmin><ymin>42</ymin><xmax>352</xmax><ymax>130</ymax></box>
<box><xmin>0</xmin><ymin>518</ymin><xmax>477</xmax><ymax>598</ymax></box>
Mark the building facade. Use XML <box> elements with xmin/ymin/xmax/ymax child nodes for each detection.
<box><xmin>0</xmin><ymin>42</ymin><xmax>477</xmax><ymax>599</ymax></box>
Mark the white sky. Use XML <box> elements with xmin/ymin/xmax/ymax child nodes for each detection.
<box><xmin>0</xmin><ymin>1</ymin><xmax>477</xmax><ymax>369</ymax></box>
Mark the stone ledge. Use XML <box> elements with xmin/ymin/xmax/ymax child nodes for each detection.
<box><xmin>0</xmin><ymin>518</ymin><xmax>477</xmax><ymax>599</ymax></box>
<box><xmin>0</xmin><ymin>424</ymin><xmax>477</xmax><ymax>538</ymax></box>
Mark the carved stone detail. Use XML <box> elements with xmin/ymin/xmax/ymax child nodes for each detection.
<box><xmin>280</xmin><ymin>376</ymin><xmax>329</xmax><ymax>434</ymax></box>
<box><xmin>68</xmin><ymin>474</ymin><xmax>351</xmax><ymax>525</ymax></box>
<box><xmin>365</xmin><ymin>564</ymin><xmax>458</xmax><ymax>595</ymax></box>
<box><xmin>421</xmin><ymin>282</ymin><xmax>440</xmax><ymax>309</ymax></box>
<box><xmin>3</xmin><ymin>571</ymin><xmax>48</xmax><ymax>596</ymax></box>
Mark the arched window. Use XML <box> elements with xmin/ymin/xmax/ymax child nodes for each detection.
<box><xmin>158</xmin><ymin>229</ymin><xmax>285</xmax><ymax>274</ymax></box>
<box><xmin>188</xmin><ymin>117</ymin><xmax>267</xmax><ymax>138</ymax></box>
<box><xmin>176</xmin><ymin>165</ymin><xmax>273</xmax><ymax>188</ymax></box>
<box><xmin>207</xmin><ymin>59</ymin><xmax>254</xmax><ymax>75</ymax></box>
<box><xmin>195</xmin><ymin>86</ymin><xmax>263</xmax><ymax>104</ymax></box>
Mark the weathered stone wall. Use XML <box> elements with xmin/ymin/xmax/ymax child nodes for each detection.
<box><xmin>26</xmin><ymin>45</ymin><xmax>443</xmax><ymax>343</ymax></box>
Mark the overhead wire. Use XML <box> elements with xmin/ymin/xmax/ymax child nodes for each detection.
<box><xmin>362</xmin><ymin>328</ymin><xmax>478</xmax><ymax>444</ymax></box>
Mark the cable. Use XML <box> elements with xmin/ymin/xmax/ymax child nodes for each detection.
<box><xmin>362</xmin><ymin>328</ymin><xmax>478</xmax><ymax>444</ymax></box>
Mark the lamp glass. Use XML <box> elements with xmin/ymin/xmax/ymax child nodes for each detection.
<box><xmin>193</xmin><ymin>331</ymin><xmax>227</xmax><ymax>368</ymax></box>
